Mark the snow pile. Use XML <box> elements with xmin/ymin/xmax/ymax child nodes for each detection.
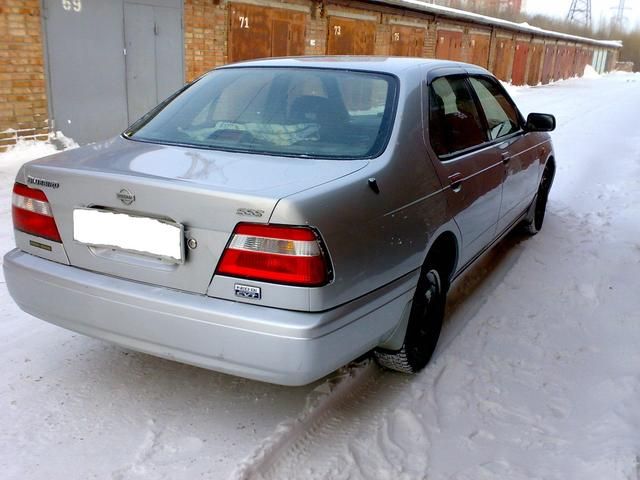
<box><xmin>500</xmin><ymin>81</ymin><xmax>529</xmax><ymax>97</ymax></box>
<box><xmin>583</xmin><ymin>64</ymin><xmax>601</xmax><ymax>79</ymax></box>
<box><xmin>0</xmin><ymin>132</ymin><xmax>77</xmax><ymax>173</ymax></box>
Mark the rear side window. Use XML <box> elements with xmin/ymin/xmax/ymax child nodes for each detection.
<box><xmin>428</xmin><ymin>76</ymin><xmax>488</xmax><ymax>157</ymax></box>
<box><xmin>469</xmin><ymin>76</ymin><xmax>520</xmax><ymax>140</ymax></box>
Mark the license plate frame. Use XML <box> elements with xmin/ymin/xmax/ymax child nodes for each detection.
<box><xmin>73</xmin><ymin>208</ymin><xmax>184</xmax><ymax>264</ymax></box>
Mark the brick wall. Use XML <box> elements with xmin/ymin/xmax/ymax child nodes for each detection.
<box><xmin>184</xmin><ymin>0</ymin><xmax>227</xmax><ymax>82</ymax></box>
<box><xmin>0</xmin><ymin>0</ymin><xmax>48</xmax><ymax>151</ymax></box>
<box><xmin>305</xmin><ymin>4</ymin><xmax>327</xmax><ymax>56</ymax></box>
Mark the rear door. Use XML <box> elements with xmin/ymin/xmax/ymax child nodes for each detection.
<box><xmin>424</xmin><ymin>70</ymin><xmax>503</xmax><ymax>268</ymax></box>
<box><xmin>468</xmin><ymin>75</ymin><xmax>541</xmax><ymax>234</ymax></box>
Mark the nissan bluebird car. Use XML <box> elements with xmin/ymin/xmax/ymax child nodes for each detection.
<box><xmin>4</xmin><ymin>57</ymin><xmax>555</xmax><ymax>385</ymax></box>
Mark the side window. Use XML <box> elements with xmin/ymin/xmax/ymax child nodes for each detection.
<box><xmin>429</xmin><ymin>76</ymin><xmax>488</xmax><ymax>157</ymax></box>
<box><xmin>469</xmin><ymin>76</ymin><xmax>520</xmax><ymax>140</ymax></box>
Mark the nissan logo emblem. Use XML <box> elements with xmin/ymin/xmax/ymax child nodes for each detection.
<box><xmin>117</xmin><ymin>188</ymin><xmax>135</xmax><ymax>205</ymax></box>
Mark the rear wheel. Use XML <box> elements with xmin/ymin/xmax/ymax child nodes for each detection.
<box><xmin>374</xmin><ymin>262</ymin><xmax>447</xmax><ymax>374</ymax></box>
<box><xmin>523</xmin><ymin>163</ymin><xmax>553</xmax><ymax>235</ymax></box>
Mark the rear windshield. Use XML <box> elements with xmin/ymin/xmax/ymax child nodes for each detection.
<box><xmin>126</xmin><ymin>67</ymin><xmax>397</xmax><ymax>159</ymax></box>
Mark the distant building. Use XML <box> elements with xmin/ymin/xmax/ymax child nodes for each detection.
<box><xmin>435</xmin><ymin>0</ymin><xmax>524</xmax><ymax>16</ymax></box>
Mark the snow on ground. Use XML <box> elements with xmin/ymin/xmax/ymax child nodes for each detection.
<box><xmin>0</xmin><ymin>137</ymin><xmax>320</xmax><ymax>478</ymax></box>
<box><xmin>233</xmin><ymin>72</ymin><xmax>640</xmax><ymax>479</ymax></box>
<box><xmin>1</xmin><ymin>73</ymin><xmax>639</xmax><ymax>480</ymax></box>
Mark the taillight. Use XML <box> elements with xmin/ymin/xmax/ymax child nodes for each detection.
<box><xmin>216</xmin><ymin>223</ymin><xmax>332</xmax><ymax>287</ymax></box>
<box><xmin>12</xmin><ymin>182</ymin><xmax>62</xmax><ymax>242</ymax></box>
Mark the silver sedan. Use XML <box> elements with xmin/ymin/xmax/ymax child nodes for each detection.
<box><xmin>4</xmin><ymin>57</ymin><xmax>555</xmax><ymax>385</ymax></box>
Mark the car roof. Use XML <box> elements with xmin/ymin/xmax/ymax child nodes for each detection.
<box><xmin>217</xmin><ymin>56</ymin><xmax>491</xmax><ymax>76</ymax></box>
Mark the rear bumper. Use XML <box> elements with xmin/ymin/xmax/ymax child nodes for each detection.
<box><xmin>3</xmin><ymin>249</ymin><xmax>416</xmax><ymax>385</ymax></box>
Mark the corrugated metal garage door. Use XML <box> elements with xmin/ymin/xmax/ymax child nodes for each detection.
<box><xmin>553</xmin><ymin>46</ymin><xmax>566</xmax><ymax>81</ymax></box>
<box><xmin>511</xmin><ymin>41</ymin><xmax>529</xmax><ymax>86</ymax></box>
<box><xmin>565</xmin><ymin>46</ymin><xmax>577</xmax><ymax>78</ymax></box>
<box><xmin>542</xmin><ymin>45</ymin><xmax>556</xmax><ymax>84</ymax></box>
<box><xmin>577</xmin><ymin>47</ymin><xmax>590</xmax><ymax>76</ymax></box>
<box><xmin>469</xmin><ymin>33</ymin><xmax>490</xmax><ymax>68</ymax></box>
<box><xmin>526</xmin><ymin>43</ymin><xmax>544</xmax><ymax>85</ymax></box>
<box><xmin>435</xmin><ymin>30</ymin><xmax>463</xmax><ymax>61</ymax></box>
<box><xmin>389</xmin><ymin>25</ymin><xmax>424</xmax><ymax>57</ymax></box>
<box><xmin>327</xmin><ymin>16</ymin><xmax>376</xmax><ymax>55</ymax></box>
<box><xmin>124</xmin><ymin>3</ymin><xmax>183</xmax><ymax>124</ymax></box>
<box><xmin>493</xmin><ymin>38</ymin><xmax>513</xmax><ymax>82</ymax></box>
<box><xmin>228</xmin><ymin>3</ymin><xmax>306</xmax><ymax>62</ymax></box>
<box><xmin>42</xmin><ymin>0</ymin><xmax>183</xmax><ymax>144</ymax></box>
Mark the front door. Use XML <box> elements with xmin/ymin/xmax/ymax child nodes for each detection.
<box><xmin>468</xmin><ymin>76</ymin><xmax>541</xmax><ymax>233</ymax></box>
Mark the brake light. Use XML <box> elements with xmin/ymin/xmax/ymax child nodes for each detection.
<box><xmin>12</xmin><ymin>183</ymin><xmax>62</xmax><ymax>242</ymax></box>
<box><xmin>216</xmin><ymin>223</ymin><xmax>332</xmax><ymax>287</ymax></box>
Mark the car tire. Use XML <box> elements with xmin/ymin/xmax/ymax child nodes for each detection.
<box><xmin>523</xmin><ymin>163</ymin><xmax>553</xmax><ymax>235</ymax></box>
<box><xmin>374</xmin><ymin>261</ymin><xmax>447</xmax><ymax>374</ymax></box>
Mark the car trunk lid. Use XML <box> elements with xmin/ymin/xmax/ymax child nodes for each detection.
<box><xmin>17</xmin><ymin>138</ymin><xmax>367</xmax><ymax>294</ymax></box>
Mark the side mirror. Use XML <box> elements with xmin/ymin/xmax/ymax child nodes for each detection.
<box><xmin>525</xmin><ymin>113</ymin><xmax>556</xmax><ymax>132</ymax></box>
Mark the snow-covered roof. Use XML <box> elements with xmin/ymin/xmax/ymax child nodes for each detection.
<box><xmin>371</xmin><ymin>0</ymin><xmax>623</xmax><ymax>49</ymax></box>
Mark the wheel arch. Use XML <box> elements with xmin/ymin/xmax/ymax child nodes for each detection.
<box><xmin>376</xmin><ymin>226</ymin><xmax>459</xmax><ymax>352</ymax></box>
<box><xmin>423</xmin><ymin>225</ymin><xmax>460</xmax><ymax>289</ymax></box>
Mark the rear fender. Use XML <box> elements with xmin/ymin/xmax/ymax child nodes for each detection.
<box><xmin>377</xmin><ymin>220</ymin><xmax>461</xmax><ymax>349</ymax></box>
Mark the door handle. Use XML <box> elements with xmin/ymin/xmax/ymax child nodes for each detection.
<box><xmin>448</xmin><ymin>172</ymin><xmax>463</xmax><ymax>193</ymax></box>
<box><xmin>501</xmin><ymin>152</ymin><xmax>512</xmax><ymax>164</ymax></box>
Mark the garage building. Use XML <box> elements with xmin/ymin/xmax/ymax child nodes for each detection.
<box><xmin>0</xmin><ymin>0</ymin><xmax>622</xmax><ymax>147</ymax></box>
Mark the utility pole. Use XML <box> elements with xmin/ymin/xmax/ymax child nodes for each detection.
<box><xmin>612</xmin><ymin>0</ymin><xmax>629</xmax><ymax>31</ymax></box>
<box><xmin>566</xmin><ymin>0</ymin><xmax>592</xmax><ymax>29</ymax></box>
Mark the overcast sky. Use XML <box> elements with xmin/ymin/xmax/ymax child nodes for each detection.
<box><xmin>524</xmin><ymin>0</ymin><xmax>640</xmax><ymax>28</ymax></box>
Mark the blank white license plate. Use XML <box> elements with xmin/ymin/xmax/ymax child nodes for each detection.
<box><xmin>73</xmin><ymin>208</ymin><xmax>183</xmax><ymax>263</ymax></box>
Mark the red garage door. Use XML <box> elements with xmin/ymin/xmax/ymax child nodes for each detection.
<box><xmin>511</xmin><ymin>41</ymin><xmax>529</xmax><ymax>86</ymax></box>
<box><xmin>390</xmin><ymin>25</ymin><xmax>425</xmax><ymax>57</ymax></box>
<box><xmin>327</xmin><ymin>16</ymin><xmax>376</xmax><ymax>55</ymax></box>
<box><xmin>469</xmin><ymin>33</ymin><xmax>490</xmax><ymax>68</ymax></box>
<box><xmin>435</xmin><ymin>30</ymin><xmax>463</xmax><ymax>62</ymax></box>
<box><xmin>541</xmin><ymin>45</ymin><xmax>556</xmax><ymax>84</ymax></box>
<box><xmin>228</xmin><ymin>3</ymin><xmax>306</xmax><ymax>63</ymax></box>
<box><xmin>493</xmin><ymin>38</ymin><xmax>514</xmax><ymax>82</ymax></box>
<box><xmin>527</xmin><ymin>44</ymin><xmax>544</xmax><ymax>85</ymax></box>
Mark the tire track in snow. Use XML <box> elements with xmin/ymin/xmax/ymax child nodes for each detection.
<box><xmin>232</xmin><ymin>363</ymin><xmax>414</xmax><ymax>480</ymax></box>
<box><xmin>231</xmin><ymin>238</ymin><xmax>523</xmax><ymax>480</ymax></box>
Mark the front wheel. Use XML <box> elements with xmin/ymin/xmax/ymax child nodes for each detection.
<box><xmin>374</xmin><ymin>264</ymin><xmax>447</xmax><ymax>374</ymax></box>
<box><xmin>523</xmin><ymin>164</ymin><xmax>553</xmax><ymax>235</ymax></box>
